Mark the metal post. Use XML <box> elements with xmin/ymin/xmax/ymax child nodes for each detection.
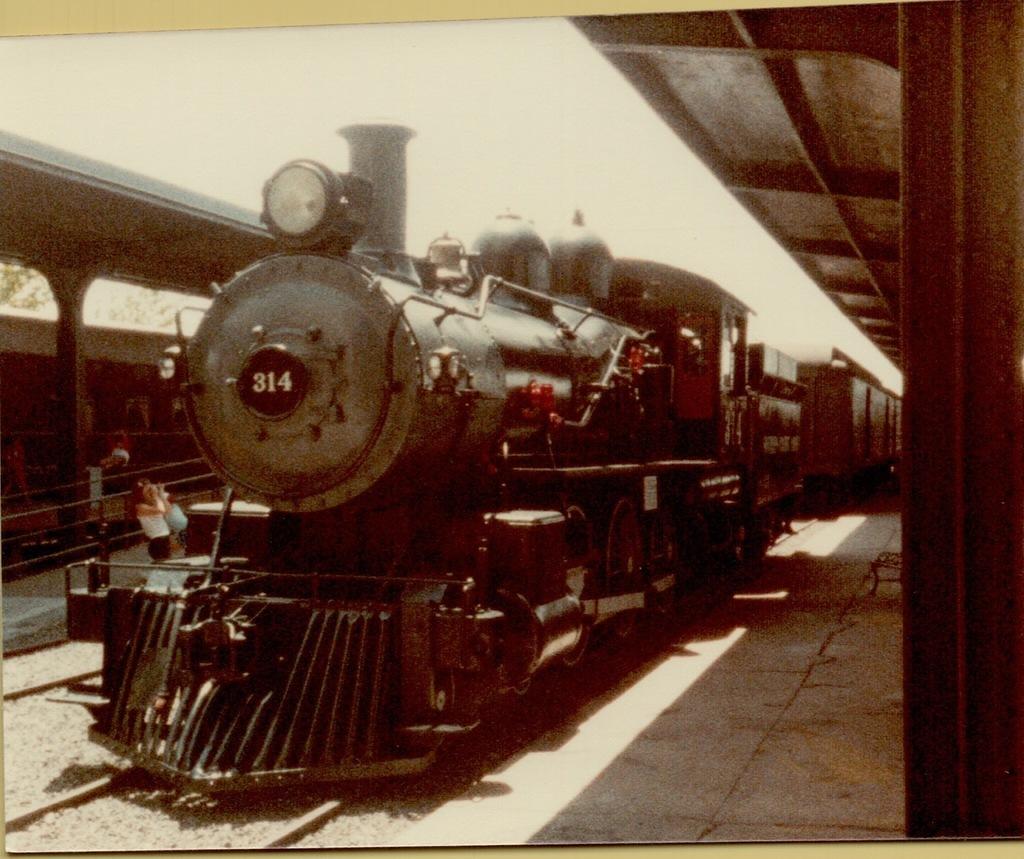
<box><xmin>45</xmin><ymin>267</ymin><xmax>92</xmax><ymax>531</ymax></box>
<box><xmin>900</xmin><ymin>0</ymin><xmax>1024</xmax><ymax>836</ymax></box>
<box><xmin>210</xmin><ymin>485</ymin><xmax>235</xmax><ymax>569</ymax></box>
<box><xmin>97</xmin><ymin>520</ymin><xmax>111</xmax><ymax>564</ymax></box>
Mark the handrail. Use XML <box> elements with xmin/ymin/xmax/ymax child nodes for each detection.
<box><xmin>2</xmin><ymin>470</ymin><xmax>215</xmax><ymax>525</ymax></box>
<box><xmin>1</xmin><ymin>485</ymin><xmax>221</xmax><ymax>576</ymax></box>
<box><xmin>1</xmin><ymin>455</ymin><xmax>205</xmax><ymax>505</ymax></box>
<box><xmin>1</xmin><ymin>485</ymin><xmax>213</xmax><ymax>545</ymax></box>
<box><xmin>67</xmin><ymin>559</ymin><xmax>476</xmax><ymax>590</ymax></box>
<box><xmin>394</xmin><ymin>274</ymin><xmax>646</xmax><ymax>338</ymax></box>
<box><xmin>4</xmin><ymin>539</ymin><xmax>108</xmax><ymax>577</ymax></box>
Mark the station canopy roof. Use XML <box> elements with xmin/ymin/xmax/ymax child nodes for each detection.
<box><xmin>3</xmin><ymin>6</ymin><xmax>901</xmax><ymax>362</ymax></box>
<box><xmin>575</xmin><ymin>5</ymin><xmax>901</xmax><ymax>367</ymax></box>
<box><xmin>0</xmin><ymin>129</ymin><xmax>274</xmax><ymax>294</ymax></box>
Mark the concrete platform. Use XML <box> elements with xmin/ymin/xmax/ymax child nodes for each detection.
<box><xmin>397</xmin><ymin>496</ymin><xmax>904</xmax><ymax>845</ymax></box>
<box><xmin>2</xmin><ymin>540</ymin><xmax>152</xmax><ymax>651</ymax></box>
<box><xmin>541</xmin><ymin>499</ymin><xmax>903</xmax><ymax>843</ymax></box>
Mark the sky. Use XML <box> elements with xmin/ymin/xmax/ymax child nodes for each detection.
<box><xmin>0</xmin><ymin>16</ymin><xmax>901</xmax><ymax>392</ymax></box>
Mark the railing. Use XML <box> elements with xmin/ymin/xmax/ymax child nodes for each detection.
<box><xmin>1</xmin><ymin>431</ymin><xmax>200</xmax><ymax>501</ymax></box>
<box><xmin>2</xmin><ymin>455</ymin><xmax>204</xmax><ymax>508</ymax></box>
<box><xmin>1</xmin><ymin>459</ymin><xmax>221</xmax><ymax>578</ymax></box>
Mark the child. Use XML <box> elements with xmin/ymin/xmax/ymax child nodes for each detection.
<box><xmin>163</xmin><ymin>488</ymin><xmax>189</xmax><ymax>554</ymax></box>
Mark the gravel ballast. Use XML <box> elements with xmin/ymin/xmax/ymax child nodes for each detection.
<box><xmin>2</xmin><ymin>642</ymin><xmax>102</xmax><ymax>696</ymax></box>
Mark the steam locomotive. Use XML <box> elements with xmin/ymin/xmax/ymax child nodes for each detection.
<box><xmin>67</xmin><ymin>123</ymin><xmax>806</xmax><ymax>791</ymax></box>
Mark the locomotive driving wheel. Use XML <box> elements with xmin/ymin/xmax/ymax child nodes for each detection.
<box><xmin>645</xmin><ymin>509</ymin><xmax>679</xmax><ymax>614</ymax></box>
<box><xmin>560</xmin><ymin>503</ymin><xmax>593</xmax><ymax>667</ymax></box>
<box><xmin>604</xmin><ymin>497</ymin><xmax>644</xmax><ymax>638</ymax></box>
<box><xmin>564</xmin><ymin>502</ymin><xmax>592</xmax><ymax>595</ymax></box>
<box><xmin>645</xmin><ymin>509</ymin><xmax>678</xmax><ymax>571</ymax></box>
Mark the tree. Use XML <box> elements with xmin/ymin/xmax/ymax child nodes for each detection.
<box><xmin>1</xmin><ymin>263</ymin><xmax>206</xmax><ymax>330</ymax></box>
<box><xmin>98</xmin><ymin>283</ymin><xmax>181</xmax><ymax>329</ymax></box>
<box><xmin>0</xmin><ymin>262</ymin><xmax>55</xmax><ymax>311</ymax></box>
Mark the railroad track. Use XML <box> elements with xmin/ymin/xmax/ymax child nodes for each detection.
<box><xmin>5</xmin><ymin>766</ymin><xmax>350</xmax><ymax>849</ymax></box>
<box><xmin>5</xmin><ymin>770</ymin><xmax>136</xmax><ymax>833</ymax></box>
<box><xmin>262</xmin><ymin>801</ymin><xmax>348</xmax><ymax>848</ymax></box>
<box><xmin>4</xmin><ymin>636</ymin><xmax>102</xmax><ymax>701</ymax></box>
<box><xmin>4</xmin><ymin>670</ymin><xmax>101</xmax><ymax>702</ymax></box>
<box><xmin>4</xmin><ymin>637</ymin><xmax>71</xmax><ymax>659</ymax></box>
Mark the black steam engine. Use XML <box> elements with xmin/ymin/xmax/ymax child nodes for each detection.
<box><xmin>67</xmin><ymin>123</ymin><xmax>804</xmax><ymax>790</ymax></box>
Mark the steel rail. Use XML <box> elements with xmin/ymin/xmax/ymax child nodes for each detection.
<box><xmin>2</xmin><ymin>484</ymin><xmax>220</xmax><ymax>575</ymax></box>
<box><xmin>262</xmin><ymin>800</ymin><xmax>347</xmax><ymax>848</ymax></box>
<box><xmin>3</xmin><ymin>670</ymin><xmax>101</xmax><ymax>702</ymax></box>
<box><xmin>3</xmin><ymin>637</ymin><xmax>71</xmax><ymax>658</ymax></box>
<box><xmin>4</xmin><ymin>771</ymin><xmax>134</xmax><ymax>833</ymax></box>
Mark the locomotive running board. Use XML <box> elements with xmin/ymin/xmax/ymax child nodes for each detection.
<box><xmin>510</xmin><ymin>459</ymin><xmax>717</xmax><ymax>482</ymax></box>
<box><xmin>582</xmin><ymin>573</ymin><xmax>675</xmax><ymax>621</ymax></box>
<box><xmin>649</xmin><ymin>573</ymin><xmax>675</xmax><ymax>594</ymax></box>
<box><xmin>582</xmin><ymin>590</ymin><xmax>645</xmax><ymax>620</ymax></box>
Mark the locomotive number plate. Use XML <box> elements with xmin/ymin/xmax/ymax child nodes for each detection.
<box><xmin>238</xmin><ymin>345</ymin><xmax>309</xmax><ymax>419</ymax></box>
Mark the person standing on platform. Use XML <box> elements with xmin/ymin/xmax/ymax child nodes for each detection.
<box><xmin>132</xmin><ymin>478</ymin><xmax>171</xmax><ymax>561</ymax></box>
<box><xmin>100</xmin><ymin>430</ymin><xmax>133</xmax><ymax>499</ymax></box>
<box><xmin>99</xmin><ymin>430</ymin><xmax>131</xmax><ymax>471</ymax></box>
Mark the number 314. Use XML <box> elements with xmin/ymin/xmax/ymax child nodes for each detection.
<box><xmin>252</xmin><ymin>371</ymin><xmax>293</xmax><ymax>393</ymax></box>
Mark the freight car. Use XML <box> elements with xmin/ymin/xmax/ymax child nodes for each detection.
<box><xmin>790</xmin><ymin>345</ymin><xmax>901</xmax><ymax>505</ymax></box>
<box><xmin>66</xmin><ymin>123</ymin><xmax>808</xmax><ymax>792</ymax></box>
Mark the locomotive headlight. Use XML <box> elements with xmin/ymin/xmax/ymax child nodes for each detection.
<box><xmin>263</xmin><ymin>162</ymin><xmax>332</xmax><ymax>238</ymax></box>
<box><xmin>159</xmin><ymin>345</ymin><xmax>181</xmax><ymax>381</ymax></box>
<box><xmin>428</xmin><ymin>353</ymin><xmax>444</xmax><ymax>381</ymax></box>
<box><xmin>261</xmin><ymin>160</ymin><xmax>372</xmax><ymax>250</ymax></box>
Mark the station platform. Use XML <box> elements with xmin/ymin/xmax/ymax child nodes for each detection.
<box><xmin>396</xmin><ymin>496</ymin><xmax>904</xmax><ymax>845</ymax></box>
<box><xmin>1</xmin><ymin>540</ymin><xmax>151</xmax><ymax>652</ymax></box>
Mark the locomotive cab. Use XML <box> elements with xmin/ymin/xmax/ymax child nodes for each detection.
<box><xmin>606</xmin><ymin>259</ymin><xmax>751</xmax><ymax>462</ymax></box>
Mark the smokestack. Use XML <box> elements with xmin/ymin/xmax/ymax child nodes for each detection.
<box><xmin>338</xmin><ymin>122</ymin><xmax>415</xmax><ymax>271</ymax></box>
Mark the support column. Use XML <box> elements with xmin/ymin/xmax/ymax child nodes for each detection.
<box><xmin>44</xmin><ymin>266</ymin><xmax>92</xmax><ymax>519</ymax></box>
<box><xmin>900</xmin><ymin>0</ymin><xmax>1024</xmax><ymax>836</ymax></box>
